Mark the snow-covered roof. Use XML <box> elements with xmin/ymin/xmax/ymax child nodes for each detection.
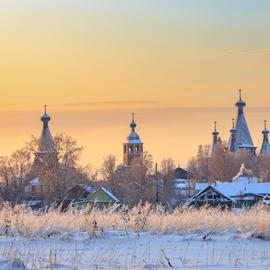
<box><xmin>30</xmin><ymin>177</ymin><xmax>40</xmax><ymax>186</ymax></box>
<box><xmin>195</xmin><ymin>181</ymin><xmax>270</xmax><ymax>198</ymax></box>
<box><xmin>260</xmin><ymin>124</ymin><xmax>270</xmax><ymax>155</ymax></box>
<box><xmin>187</xmin><ymin>185</ymin><xmax>237</xmax><ymax>206</ymax></box>
<box><xmin>232</xmin><ymin>164</ymin><xmax>257</xmax><ymax>183</ymax></box>
<box><xmin>235</xmin><ymin>96</ymin><xmax>255</xmax><ymax>147</ymax></box>
<box><xmin>99</xmin><ymin>187</ymin><xmax>121</xmax><ymax>202</ymax></box>
<box><xmin>124</xmin><ymin>114</ymin><xmax>143</xmax><ymax>144</ymax></box>
<box><xmin>175</xmin><ymin>179</ymin><xmax>189</xmax><ymax>189</ymax></box>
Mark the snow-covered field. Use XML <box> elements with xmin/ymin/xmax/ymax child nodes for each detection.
<box><xmin>1</xmin><ymin>231</ymin><xmax>270</xmax><ymax>270</ymax></box>
<box><xmin>1</xmin><ymin>204</ymin><xmax>270</xmax><ymax>269</ymax></box>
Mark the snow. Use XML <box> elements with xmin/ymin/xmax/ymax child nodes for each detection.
<box><xmin>29</xmin><ymin>178</ymin><xmax>40</xmax><ymax>186</ymax></box>
<box><xmin>196</xmin><ymin>182</ymin><xmax>270</xmax><ymax>198</ymax></box>
<box><xmin>0</xmin><ymin>259</ymin><xmax>26</xmax><ymax>270</ymax></box>
<box><xmin>99</xmin><ymin>187</ymin><xmax>121</xmax><ymax>203</ymax></box>
<box><xmin>0</xmin><ymin>231</ymin><xmax>270</xmax><ymax>269</ymax></box>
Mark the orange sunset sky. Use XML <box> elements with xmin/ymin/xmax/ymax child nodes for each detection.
<box><xmin>0</xmin><ymin>1</ymin><xmax>270</xmax><ymax>168</ymax></box>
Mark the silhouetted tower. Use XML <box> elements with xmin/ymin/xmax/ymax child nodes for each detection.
<box><xmin>260</xmin><ymin>120</ymin><xmax>270</xmax><ymax>155</ymax></box>
<box><xmin>123</xmin><ymin>113</ymin><xmax>143</xmax><ymax>165</ymax></box>
<box><xmin>34</xmin><ymin>105</ymin><xmax>57</xmax><ymax>166</ymax></box>
<box><xmin>228</xmin><ymin>118</ymin><xmax>239</xmax><ymax>152</ymax></box>
<box><xmin>211</xmin><ymin>121</ymin><xmax>220</xmax><ymax>157</ymax></box>
<box><xmin>234</xmin><ymin>89</ymin><xmax>256</xmax><ymax>154</ymax></box>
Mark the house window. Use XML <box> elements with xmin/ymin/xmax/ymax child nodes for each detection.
<box><xmin>36</xmin><ymin>186</ymin><xmax>41</xmax><ymax>193</ymax></box>
<box><xmin>43</xmin><ymin>186</ymin><xmax>49</xmax><ymax>193</ymax></box>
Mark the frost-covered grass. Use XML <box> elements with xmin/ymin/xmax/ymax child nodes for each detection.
<box><xmin>1</xmin><ymin>204</ymin><xmax>270</xmax><ymax>269</ymax></box>
<box><xmin>0</xmin><ymin>203</ymin><xmax>270</xmax><ymax>237</ymax></box>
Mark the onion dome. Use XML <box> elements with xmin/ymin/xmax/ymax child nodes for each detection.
<box><xmin>126</xmin><ymin>113</ymin><xmax>142</xmax><ymax>144</ymax></box>
<box><xmin>41</xmin><ymin>105</ymin><xmax>51</xmax><ymax>124</ymax></box>
<box><xmin>228</xmin><ymin>118</ymin><xmax>238</xmax><ymax>152</ymax></box>
<box><xmin>212</xmin><ymin>121</ymin><xmax>219</xmax><ymax>140</ymax></box>
<box><xmin>260</xmin><ymin>120</ymin><xmax>270</xmax><ymax>155</ymax></box>
<box><xmin>38</xmin><ymin>105</ymin><xmax>55</xmax><ymax>153</ymax></box>
<box><xmin>235</xmin><ymin>89</ymin><xmax>246</xmax><ymax>109</ymax></box>
<box><xmin>211</xmin><ymin>121</ymin><xmax>220</xmax><ymax>157</ymax></box>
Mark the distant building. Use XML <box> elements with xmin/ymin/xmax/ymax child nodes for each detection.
<box><xmin>123</xmin><ymin>113</ymin><xmax>143</xmax><ymax>165</ymax></box>
<box><xmin>260</xmin><ymin>120</ymin><xmax>270</xmax><ymax>155</ymax></box>
<box><xmin>75</xmin><ymin>187</ymin><xmax>121</xmax><ymax>209</ymax></box>
<box><xmin>24</xmin><ymin>106</ymin><xmax>57</xmax><ymax>201</ymax></box>
<box><xmin>169</xmin><ymin>167</ymin><xmax>195</xmax><ymax>206</ymax></box>
<box><xmin>55</xmin><ymin>184</ymin><xmax>96</xmax><ymax>211</ymax></box>
<box><xmin>211</xmin><ymin>90</ymin><xmax>270</xmax><ymax>156</ymax></box>
<box><xmin>188</xmin><ymin>164</ymin><xmax>270</xmax><ymax>208</ymax></box>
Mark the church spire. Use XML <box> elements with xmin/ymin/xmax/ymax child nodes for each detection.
<box><xmin>36</xmin><ymin>105</ymin><xmax>55</xmax><ymax>158</ymax></box>
<box><xmin>228</xmin><ymin>118</ymin><xmax>238</xmax><ymax>152</ymax></box>
<box><xmin>211</xmin><ymin>121</ymin><xmax>219</xmax><ymax>157</ymax></box>
<box><xmin>234</xmin><ymin>89</ymin><xmax>255</xmax><ymax>153</ymax></box>
<box><xmin>123</xmin><ymin>113</ymin><xmax>143</xmax><ymax>165</ymax></box>
<box><xmin>260</xmin><ymin>120</ymin><xmax>270</xmax><ymax>155</ymax></box>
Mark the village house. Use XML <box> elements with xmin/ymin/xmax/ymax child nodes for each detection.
<box><xmin>187</xmin><ymin>164</ymin><xmax>270</xmax><ymax>208</ymax></box>
<box><xmin>74</xmin><ymin>187</ymin><xmax>121</xmax><ymax>209</ymax></box>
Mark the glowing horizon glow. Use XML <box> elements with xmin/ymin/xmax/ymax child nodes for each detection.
<box><xmin>0</xmin><ymin>1</ymin><xmax>270</xmax><ymax>168</ymax></box>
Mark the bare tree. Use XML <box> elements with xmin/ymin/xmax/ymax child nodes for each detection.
<box><xmin>188</xmin><ymin>142</ymin><xmax>261</xmax><ymax>183</ymax></box>
<box><xmin>117</xmin><ymin>151</ymin><xmax>155</xmax><ymax>206</ymax></box>
<box><xmin>160</xmin><ymin>158</ymin><xmax>176</xmax><ymax>204</ymax></box>
<box><xmin>187</xmin><ymin>145</ymin><xmax>211</xmax><ymax>181</ymax></box>
<box><xmin>0</xmin><ymin>148</ymin><xmax>31</xmax><ymax>205</ymax></box>
<box><xmin>27</xmin><ymin>133</ymin><xmax>94</xmax><ymax>203</ymax></box>
<box><xmin>100</xmin><ymin>155</ymin><xmax>117</xmax><ymax>192</ymax></box>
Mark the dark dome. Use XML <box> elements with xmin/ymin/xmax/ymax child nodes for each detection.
<box><xmin>41</xmin><ymin>113</ymin><xmax>51</xmax><ymax>122</ymax></box>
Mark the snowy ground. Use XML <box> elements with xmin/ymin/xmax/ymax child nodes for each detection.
<box><xmin>1</xmin><ymin>230</ymin><xmax>270</xmax><ymax>270</ymax></box>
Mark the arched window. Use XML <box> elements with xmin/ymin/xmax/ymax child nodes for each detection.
<box><xmin>124</xmin><ymin>145</ymin><xmax>127</xmax><ymax>153</ymax></box>
<box><xmin>129</xmin><ymin>146</ymin><xmax>133</xmax><ymax>153</ymax></box>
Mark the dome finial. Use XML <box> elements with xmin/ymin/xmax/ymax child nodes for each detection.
<box><xmin>236</xmin><ymin>89</ymin><xmax>246</xmax><ymax>109</ymax></box>
<box><xmin>262</xmin><ymin>120</ymin><xmax>269</xmax><ymax>135</ymax></box>
<box><xmin>130</xmin><ymin>112</ymin><xmax>136</xmax><ymax>131</ymax></box>
<box><xmin>41</xmin><ymin>104</ymin><xmax>51</xmax><ymax>123</ymax></box>
<box><xmin>214</xmin><ymin>121</ymin><xmax>217</xmax><ymax>132</ymax></box>
<box><xmin>232</xmin><ymin>118</ymin><xmax>235</xmax><ymax>129</ymax></box>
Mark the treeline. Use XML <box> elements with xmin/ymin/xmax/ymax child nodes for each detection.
<box><xmin>187</xmin><ymin>142</ymin><xmax>270</xmax><ymax>182</ymax></box>
<box><xmin>0</xmin><ymin>134</ymin><xmax>179</xmax><ymax>207</ymax></box>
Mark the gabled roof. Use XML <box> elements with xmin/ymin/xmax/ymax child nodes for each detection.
<box><xmin>195</xmin><ymin>181</ymin><xmax>270</xmax><ymax>199</ymax></box>
<box><xmin>87</xmin><ymin>187</ymin><xmax>121</xmax><ymax>203</ymax></box>
<box><xmin>186</xmin><ymin>185</ymin><xmax>236</xmax><ymax>206</ymax></box>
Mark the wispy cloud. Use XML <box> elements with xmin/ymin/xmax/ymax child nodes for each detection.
<box><xmin>211</xmin><ymin>48</ymin><xmax>270</xmax><ymax>55</ymax></box>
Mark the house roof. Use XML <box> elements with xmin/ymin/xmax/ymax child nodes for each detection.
<box><xmin>187</xmin><ymin>185</ymin><xmax>236</xmax><ymax>206</ymax></box>
<box><xmin>87</xmin><ymin>187</ymin><xmax>121</xmax><ymax>203</ymax></box>
<box><xmin>195</xmin><ymin>181</ymin><xmax>270</xmax><ymax>199</ymax></box>
<box><xmin>30</xmin><ymin>177</ymin><xmax>40</xmax><ymax>186</ymax></box>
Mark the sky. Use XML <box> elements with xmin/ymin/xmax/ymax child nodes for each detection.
<box><xmin>0</xmin><ymin>0</ymin><xmax>270</xmax><ymax>168</ymax></box>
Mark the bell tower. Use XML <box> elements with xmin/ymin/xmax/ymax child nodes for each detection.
<box><xmin>123</xmin><ymin>113</ymin><xmax>143</xmax><ymax>165</ymax></box>
<box><xmin>34</xmin><ymin>105</ymin><xmax>57</xmax><ymax>166</ymax></box>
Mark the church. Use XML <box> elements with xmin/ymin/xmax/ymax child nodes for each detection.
<box><xmin>211</xmin><ymin>90</ymin><xmax>270</xmax><ymax>156</ymax></box>
<box><xmin>122</xmin><ymin>113</ymin><xmax>143</xmax><ymax>165</ymax></box>
<box><xmin>24</xmin><ymin>105</ymin><xmax>57</xmax><ymax>201</ymax></box>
